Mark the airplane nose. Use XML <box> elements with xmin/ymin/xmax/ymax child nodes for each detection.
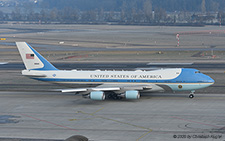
<box><xmin>208</xmin><ymin>77</ymin><xmax>215</xmax><ymax>84</ymax></box>
<box><xmin>202</xmin><ymin>73</ymin><xmax>215</xmax><ymax>84</ymax></box>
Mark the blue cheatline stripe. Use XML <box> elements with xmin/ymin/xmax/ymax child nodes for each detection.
<box><xmin>32</xmin><ymin>78</ymin><xmax>210</xmax><ymax>84</ymax></box>
<box><xmin>26</xmin><ymin>43</ymin><xmax>58</xmax><ymax>71</ymax></box>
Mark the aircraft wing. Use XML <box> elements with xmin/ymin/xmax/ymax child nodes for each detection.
<box><xmin>61</xmin><ymin>87</ymin><xmax>121</xmax><ymax>93</ymax></box>
<box><xmin>60</xmin><ymin>84</ymin><xmax>154</xmax><ymax>100</ymax></box>
<box><xmin>61</xmin><ymin>88</ymin><xmax>90</xmax><ymax>93</ymax></box>
<box><xmin>60</xmin><ymin>84</ymin><xmax>152</xmax><ymax>93</ymax></box>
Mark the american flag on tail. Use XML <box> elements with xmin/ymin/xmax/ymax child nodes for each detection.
<box><xmin>26</xmin><ymin>54</ymin><xmax>34</xmax><ymax>59</ymax></box>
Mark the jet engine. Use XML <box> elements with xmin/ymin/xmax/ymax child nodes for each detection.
<box><xmin>124</xmin><ymin>90</ymin><xmax>140</xmax><ymax>99</ymax></box>
<box><xmin>90</xmin><ymin>91</ymin><xmax>105</xmax><ymax>100</ymax></box>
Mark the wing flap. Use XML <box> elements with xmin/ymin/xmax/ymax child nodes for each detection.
<box><xmin>122</xmin><ymin>85</ymin><xmax>152</xmax><ymax>90</ymax></box>
<box><xmin>143</xmin><ymin>85</ymin><xmax>152</xmax><ymax>89</ymax></box>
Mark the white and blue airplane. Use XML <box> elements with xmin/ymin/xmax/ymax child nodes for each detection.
<box><xmin>16</xmin><ymin>42</ymin><xmax>214</xmax><ymax>100</ymax></box>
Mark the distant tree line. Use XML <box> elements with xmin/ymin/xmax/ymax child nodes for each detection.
<box><xmin>0</xmin><ymin>0</ymin><xmax>164</xmax><ymax>24</ymax></box>
<box><xmin>0</xmin><ymin>0</ymin><xmax>225</xmax><ymax>25</ymax></box>
<box><xmin>39</xmin><ymin>0</ymin><xmax>225</xmax><ymax>12</ymax></box>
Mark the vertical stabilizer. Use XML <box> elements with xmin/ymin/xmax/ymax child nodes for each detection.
<box><xmin>16</xmin><ymin>42</ymin><xmax>58</xmax><ymax>70</ymax></box>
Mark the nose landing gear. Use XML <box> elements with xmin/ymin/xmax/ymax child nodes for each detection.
<box><xmin>189</xmin><ymin>90</ymin><xmax>195</xmax><ymax>99</ymax></box>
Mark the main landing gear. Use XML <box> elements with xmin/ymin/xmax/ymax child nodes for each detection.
<box><xmin>107</xmin><ymin>92</ymin><xmax>122</xmax><ymax>100</ymax></box>
<box><xmin>189</xmin><ymin>90</ymin><xmax>195</xmax><ymax>99</ymax></box>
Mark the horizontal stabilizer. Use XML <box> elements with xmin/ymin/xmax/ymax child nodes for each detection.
<box><xmin>0</xmin><ymin>62</ymin><xmax>8</xmax><ymax>65</ymax></box>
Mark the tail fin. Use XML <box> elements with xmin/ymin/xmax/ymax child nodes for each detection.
<box><xmin>16</xmin><ymin>42</ymin><xmax>58</xmax><ymax>70</ymax></box>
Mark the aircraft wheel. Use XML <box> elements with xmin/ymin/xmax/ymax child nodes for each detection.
<box><xmin>189</xmin><ymin>94</ymin><xmax>194</xmax><ymax>99</ymax></box>
<box><xmin>117</xmin><ymin>96</ymin><xmax>123</xmax><ymax>100</ymax></box>
<box><xmin>112</xmin><ymin>94</ymin><xmax>119</xmax><ymax>100</ymax></box>
<box><xmin>107</xmin><ymin>93</ymin><xmax>113</xmax><ymax>99</ymax></box>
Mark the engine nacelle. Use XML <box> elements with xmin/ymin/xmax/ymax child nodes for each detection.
<box><xmin>90</xmin><ymin>91</ymin><xmax>105</xmax><ymax>100</ymax></box>
<box><xmin>125</xmin><ymin>90</ymin><xmax>140</xmax><ymax>99</ymax></box>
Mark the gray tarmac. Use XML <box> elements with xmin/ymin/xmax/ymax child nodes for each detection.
<box><xmin>1</xmin><ymin>24</ymin><xmax>225</xmax><ymax>141</ymax></box>
<box><xmin>0</xmin><ymin>91</ymin><xmax>225</xmax><ymax>141</ymax></box>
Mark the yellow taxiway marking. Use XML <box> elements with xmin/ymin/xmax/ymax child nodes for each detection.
<box><xmin>69</xmin><ymin>118</ymin><xmax>93</xmax><ymax>121</ymax></box>
<box><xmin>89</xmin><ymin>107</ymin><xmax>105</xmax><ymax>115</ymax></box>
<box><xmin>69</xmin><ymin>119</ymin><xmax>78</xmax><ymax>121</ymax></box>
<box><xmin>136</xmin><ymin>129</ymin><xmax>153</xmax><ymax>141</ymax></box>
<box><xmin>68</xmin><ymin>107</ymin><xmax>104</xmax><ymax>121</ymax></box>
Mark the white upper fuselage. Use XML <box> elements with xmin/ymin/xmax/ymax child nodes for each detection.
<box><xmin>22</xmin><ymin>68</ymin><xmax>214</xmax><ymax>92</ymax></box>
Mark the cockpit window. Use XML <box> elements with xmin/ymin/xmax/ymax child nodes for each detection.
<box><xmin>195</xmin><ymin>71</ymin><xmax>201</xmax><ymax>73</ymax></box>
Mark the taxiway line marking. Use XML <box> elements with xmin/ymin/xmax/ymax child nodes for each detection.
<box><xmin>89</xmin><ymin>107</ymin><xmax>104</xmax><ymax>115</ymax></box>
<box><xmin>21</xmin><ymin>114</ymin><xmax>78</xmax><ymax>131</ymax></box>
<box><xmin>171</xmin><ymin>116</ymin><xmax>222</xmax><ymax>129</ymax></box>
<box><xmin>136</xmin><ymin>129</ymin><xmax>153</xmax><ymax>141</ymax></box>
